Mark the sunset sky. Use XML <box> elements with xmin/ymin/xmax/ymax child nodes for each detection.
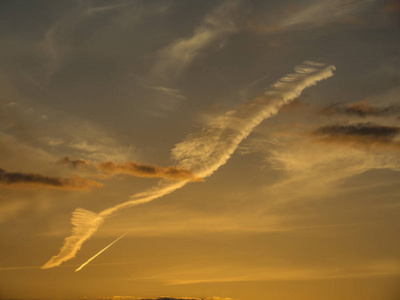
<box><xmin>1</xmin><ymin>1</ymin><xmax>400</xmax><ymax>300</ymax></box>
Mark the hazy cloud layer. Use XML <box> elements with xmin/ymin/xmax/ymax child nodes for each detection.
<box><xmin>0</xmin><ymin>168</ymin><xmax>103</xmax><ymax>191</ymax></box>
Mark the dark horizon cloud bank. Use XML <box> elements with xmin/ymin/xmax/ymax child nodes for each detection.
<box><xmin>57</xmin><ymin>157</ymin><xmax>202</xmax><ymax>182</ymax></box>
<box><xmin>96</xmin><ymin>297</ymin><xmax>235</xmax><ymax>300</ymax></box>
<box><xmin>322</xmin><ymin>100</ymin><xmax>400</xmax><ymax>118</ymax></box>
<box><xmin>0</xmin><ymin>168</ymin><xmax>103</xmax><ymax>191</ymax></box>
<box><xmin>41</xmin><ymin>62</ymin><xmax>335</xmax><ymax>269</ymax></box>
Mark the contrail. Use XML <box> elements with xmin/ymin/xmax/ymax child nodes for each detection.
<box><xmin>42</xmin><ymin>61</ymin><xmax>336</xmax><ymax>269</ymax></box>
<box><xmin>75</xmin><ymin>233</ymin><xmax>126</xmax><ymax>272</ymax></box>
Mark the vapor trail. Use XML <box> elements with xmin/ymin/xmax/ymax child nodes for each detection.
<box><xmin>42</xmin><ymin>61</ymin><xmax>335</xmax><ymax>269</ymax></box>
<box><xmin>75</xmin><ymin>233</ymin><xmax>126</xmax><ymax>272</ymax></box>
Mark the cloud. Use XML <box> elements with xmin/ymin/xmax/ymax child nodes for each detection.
<box><xmin>153</xmin><ymin>0</ymin><xmax>240</xmax><ymax>80</ymax></box>
<box><xmin>160</xmin><ymin>260</ymin><xmax>400</xmax><ymax>285</ymax></box>
<box><xmin>57</xmin><ymin>157</ymin><xmax>89</xmax><ymax>168</ymax></box>
<box><xmin>248</xmin><ymin>0</ymin><xmax>373</xmax><ymax>34</ymax></box>
<box><xmin>146</xmin><ymin>86</ymin><xmax>186</xmax><ymax>100</ymax></box>
<box><xmin>322</xmin><ymin>100</ymin><xmax>400</xmax><ymax>118</ymax></box>
<box><xmin>280</xmin><ymin>0</ymin><xmax>372</xmax><ymax>28</ymax></box>
<box><xmin>314</xmin><ymin>122</ymin><xmax>400</xmax><ymax>139</ymax></box>
<box><xmin>143</xmin><ymin>86</ymin><xmax>187</xmax><ymax>116</ymax></box>
<box><xmin>75</xmin><ymin>233</ymin><xmax>126</xmax><ymax>272</ymax></box>
<box><xmin>5</xmin><ymin>102</ymin><xmax>18</xmax><ymax>107</ymax></box>
<box><xmin>312</xmin><ymin>122</ymin><xmax>400</xmax><ymax>151</ymax></box>
<box><xmin>0</xmin><ymin>168</ymin><xmax>103</xmax><ymax>191</ymax></box>
<box><xmin>97</xmin><ymin>161</ymin><xmax>202</xmax><ymax>182</ymax></box>
<box><xmin>249</xmin><ymin>120</ymin><xmax>400</xmax><ymax>206</ymax></box>
<box><xmin>39</xmin><ymin>0</ymin><xmax>129</xmax><ymax>80</ymax></box>
<box><xmin>41</xmin><ymin>62</ymin><xmax>335</xmax><ymax>269</ymax></box>
<box><xmin>57</xmin><ymin>157</ymin><xmax>202</xmax><ymax>182</ymax></box>
<box><xmin>171</xmin><ymin>61</ymin><xmax>335</xmax><ymax>178</ymax></box>
<box><xmin>42</xmin><ymin>208</ymin><xmax>104</xmax><ymax>269</ymax></box>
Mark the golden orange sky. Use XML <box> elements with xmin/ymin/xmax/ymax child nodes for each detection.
<box><xmin>0</xmin><ymin>1</ymin><xmax>400</xmax><ymax>300</ymax></box>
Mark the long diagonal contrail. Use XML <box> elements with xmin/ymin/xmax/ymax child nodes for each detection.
<box><xmin>75</xmin><ymin>233</ymin><xmax>126</xmax><ymax>272</ymax></box>
<box><xmin>42</xmin><ymin>61</ymin><xmax>336</xmax><ymax>269</ymax></box>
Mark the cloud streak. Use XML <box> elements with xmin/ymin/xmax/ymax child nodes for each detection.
<box><xmin>0</xmin><ymin>168</ymin><xmax>103</xmax><ymax>191</ymax></box>
<box><xmin>41</xmin><ymin>61</ymin><xmax>335</xmax><ymax>269</ymax></box>
<box><xmin>75</xmin><ymin>233</ymin><xmax>126</xmax><ymax>272</ymax></box>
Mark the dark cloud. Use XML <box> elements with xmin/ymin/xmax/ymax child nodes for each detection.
<box><xmin>312</xmin><ymin>123</ymin><xmax>400</xmax><ymax>150</ymax></box>
<box><xmin>0</xmin><ymin>168</ymin><xmax>103</xmax><ymax>190</ymax></box>
<box><xmin>57</xmin><ymin>157</ymin><xmax>202</xmax><ymax>182</ymax></box>
<box><xmin>322</xmin><ymin>101</ymin><xmax>400</xmax><ymax>118</ymax></box>
<box><xmin>57</xmin><ymin>157</ymin><xmax>89</xmax><ymax>168</ymax></box>
<box><xmin>314</xmin><ymin>123</ymin><xmax>400</xmax><ymax>139</ymax></box>
<box><xmin>98</xmin><ymin>161</ymin><xmax>203</xmax><ymax>182</ymax></box>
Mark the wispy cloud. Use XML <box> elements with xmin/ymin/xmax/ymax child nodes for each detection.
<box><xmin>251</xmin><ymin>120</ymin><xmax>400</xmax><ymax>205</ymax></box>
<box><xmin>0</xmin><ymin>168</ymin><xmax>103</xmax><ymax>191</ymax></box>
<box><xmin>280</xmin><ymin>0</ymin><xmax>372</xmax><ymax>28</ymax></box>
<box><xmin>248</xmin><ymin>0</ymin><xmax>373</xmax><ymax>34</ymax></box>
<box><xmin>153</xmin><ymin>0</ymin><xmax>241</xmax><ymax>80</ymax></box>
<box><xmin>162</xmin><ymin>260</ymin><xmax>400</xmax><ymax>285</ymax></box>
<box><xmin>146</xmin><ymin>86</ymin><xmax>186</xmax><ymax>101</ymax></box>
<box><xmin>41</xmin><ymin>62</ymin><xmax>335</xmax><ymax>269</ymax></box>
<box><xmin>322</xmin><ymin>100</ymin><xmax>400</xmax><ymax>118</ymax></box>
<box><xmin>39</xmin><ymin>0</ymin><xmax>129</xmax><ymax>80</ymax></box>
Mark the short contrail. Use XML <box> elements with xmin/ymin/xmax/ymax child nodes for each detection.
<box><xmin>75</xmin><ymin>233</ymin><xmax>126</xmax><ymax>272</ymax></box>
<box><xmin>42</xmin><ymin>62</ymin><xmax>336</xmax><ymax>269</ymax></box>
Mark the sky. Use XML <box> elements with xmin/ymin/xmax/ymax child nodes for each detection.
<box><xmin>0</xmin><ymin>0</ymin><xmax>400</xmax><ymax>299</ymax></box>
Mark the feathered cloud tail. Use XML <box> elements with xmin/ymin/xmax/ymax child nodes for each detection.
<box><xmin>41</xmin><ymin>208</ymin><xmax>104</xmax><ymax>269</ymax></box>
